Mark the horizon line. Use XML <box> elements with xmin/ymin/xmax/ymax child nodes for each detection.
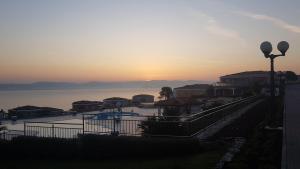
<box><xmin>0</xmin><ymin>79</ymin><xmax>216</xmax><ymax>85</ymax></box>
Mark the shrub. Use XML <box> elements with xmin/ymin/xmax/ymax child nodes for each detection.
<box><xmin>0</xmin><ymin>134</ymin><xmax>208</xmax><ymax>160</ymax></box>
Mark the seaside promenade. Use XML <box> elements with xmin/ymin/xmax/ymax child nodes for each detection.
<box><xmin>283</xmin><ymin>84</ymin><xmax>300</xmax><ymax>169</ymax></box>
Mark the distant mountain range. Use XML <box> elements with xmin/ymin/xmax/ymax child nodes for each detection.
<box><xmin>0</xmin><ymin>80</ymin><xmax>214</xmax><ymax>91</ymax></box>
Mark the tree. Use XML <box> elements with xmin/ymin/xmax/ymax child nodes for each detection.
<box><xmin>285</xmin><ymin>71</ymin><xmax>298</xmax><ymax>81</ymax></box>
<box><xmin>159</xmin><ymin>87</ymin><xmax>173</xmax><ymax>100</ymax></box>
<box><xmin>205</xmin><ymin>85</ymin><xmax>214</xmax><ymax>97</ymax></box>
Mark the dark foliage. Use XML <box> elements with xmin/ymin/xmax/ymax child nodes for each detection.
<box><xmin>205</xmin><ymin>85</ymin><xmax>215</xmax><ymax>97</ymax></box>
<box><xmin>211</xmin><ymin>99</ymin><xmax>268</xmax><ymax>139</ymax></box>
<box><xmin>140</xmin><ymin>116</ymin><xmax>188</xmax><ymax>136</ymax></box>
<box><xmin>0</xmin><ymin>135</ymin><xmax>208</xmax><ymax>160</ymax></box>
<box><xmin>285</xmin><ymin>71</ymin><xmax>298</xmax><ymax>81</ymax></box>
<box><xmin>222</xmin><ymin>97</ymin><xmax>283</xmax><ymax>169</ymax></box>
<box><xmin>159</xmin><ymin>87</ymin><xmax>173</xmax><ymax>100</ymax></box>
<box><xmin>163</xmin><ymin>106</ymin><xmax>182</xmax><ymax>116</ymax></box>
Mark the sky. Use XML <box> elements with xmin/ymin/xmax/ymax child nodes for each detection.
<box><xmin>0</xmin><ymin>0</ymin><xmax>299</xmax><ymax>83</ymax></box>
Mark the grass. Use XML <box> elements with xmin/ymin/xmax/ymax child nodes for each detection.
<box><xmin>0</xmin><ymin>150</ymin><xmax>224</xmax><ymax>169</ymax></box>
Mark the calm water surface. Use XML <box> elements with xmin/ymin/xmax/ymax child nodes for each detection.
<box><xmin>0</xmin><ymin>88</ymin><xmax>160</xmax><ymax>111</ymax></box>
<box><xmin>3</xmin><ymin>106</ymin><xmax>158</xmax><ymax>132</ymax></box>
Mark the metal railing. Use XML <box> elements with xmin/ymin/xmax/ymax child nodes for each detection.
<box><xmin>186</xmin><ymin>95</ymin><xmax>258</xmax><ymax>120</ymax></box>
<box><xmin>132</xmin><ymin>95</ymin><xmax>260</xmax><ymax>137</ymax></box>
<box><xmin>187</xmin><ymin>95</ymin><xmax>258</xmax><ymax>136</ymax></box>
<box><xmin>24</xmin><ymin>122</ymin><xmax>83</xmax><ymax>138</ymax></box>
<box><xmin>0</xmin><ymin>130</ymin><xmax>24</xmax><ymax>141</ymax></box>
<box><xmin>8</xmin><ymin>95</ymin><xmax>260</xmax><ymax>139</ymax></box>
<box><xmin>83</xmin><ymin>114</ymin><xmax>148</xmax><ymax>136</ymax></box>
<box><xmin>82</xmin><ymin>96</ymin><xmax>260</xmax><ymax>137</ymax></box>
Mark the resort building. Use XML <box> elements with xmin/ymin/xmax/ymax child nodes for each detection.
<box><xmin>213</xmin><ymin>83</ymin><xmax>245</xmax><ymax>97</ymax></box>
<box><xmin>0</xmin><ymin>109</ymin><xmax>7</xmax><ymax>120</ymax></box>
<box><xmin>214</xmin><ymin>71</ymin><xmax>278</xmax><ymax>97</ymax></box>
<box><xmin>8</xmin><ymin>106</ymin><xmax>64</xmax><ymax>119</ymax></box>
<box><xmin>132</xmin><ymin>94</ymin><xmax>154</xmax><ymax>104</ymax></box>
<box><xmin>72</xmin><ymin>100</ymin><xmax>103</xmax><ymax>112</ymax></box>
<box><xmin>173</xmin><ymin>84</ymin><xmax>211</xmax><ymax>99</ymax></box>
<box><xmin>103</xmin><ymin>97</ymin><xmax>130</xmax><ymax>108</ymax></box>
<box><xmin>220</xmin><ymin>71</ymin><xmax>273</xmax><ymax>86</ymax></box>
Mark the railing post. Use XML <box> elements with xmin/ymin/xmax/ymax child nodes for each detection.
<box><xmin>3</xmin><ymin>132</ymin><xmax>6</xmax><ymax>140</ymax></box>
<box><xmin>24</xmin><ymin>122</ymin><xmax>26</xmax><ymax>136</ymax></box>
<box><xmin>82</xmin><ymin>115</ymin><xmax>85</xmax><ymax>135</ymax></box>
<box><xmin>52</xmin><ymin>124</ymin><xmax>54</xmax><ymax>138</ymax></box>
<box><xmin>187</xmin><ymin>121</ymin><xmax>191</xmax><ymax>136</ymax></box>
<box><xmin>113</xmin><ymin>116</ymin><xmax>116</xmax><ymax>134</ymax></box>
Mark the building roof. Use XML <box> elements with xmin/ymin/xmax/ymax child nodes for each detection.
<box><xmin>103</xmin><ymin>97</ymin><xmax>129</xmax><ymax>101</ymax></box>
<box><xmin>9</xmin><ymin>105</ymin><xmax>63</xmax><ymax>112</ymax></box>
<box><xmin>174</xmin><ymin>84</ymin><xmax>210</xmax><ymax>90</ymax></box>
<box><xmin>72</xmin><ymin>100</ymin><xmax>102</xmax><ymax>105</ymax></box>
<box><xmin>220</xmin><ymin>71</ymin><xmax>270</xmax><ymax>79</ymax></box>
<box><xmin>132</xmin><ymin>94</ymin><xmax>154</xmax><ymax>97</ymax></box>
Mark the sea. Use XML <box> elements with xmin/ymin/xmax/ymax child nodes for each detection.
<box><xmin>0</xmin><ymin>88</ymin><xmax>161</xmax><ymax>133</ymax></box>
<box><xmin>0</xmin><ymin>88</ymin><xmax>160</xmax><ymax>111</ymax></box>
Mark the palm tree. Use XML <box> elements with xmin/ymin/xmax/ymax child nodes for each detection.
<box><xmin>159</xmin><ymin>87</ymin><xmax>173</xmax><ymax>100</ymax></box>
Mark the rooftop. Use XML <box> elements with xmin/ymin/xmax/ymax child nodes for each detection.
<box><xmin>72</xmin><ymin>100</ymin><xmax>102</xmax><ymax>105</ymax></box>
<box><xmin>103</xmin><ymin>97</ymin><xmax>129</xmax><ymax>101</ymax></box>
<box><xmin>221</xmin><ymin>71</ymin><xmax>270</xmax><ymax>78</ymax></box>
<box><xmin>174</xmin><ymin>84</ymin><xmax>210</xmax><ymax>90</ymax></box>
<box><xmin>133</xmin><ymin>94</ymin><xmax>154</xmax><ymax>97</ymax></box>
<box><xmin>9</xmin><ymin>105</ymin><xmax>63</xmax><ymax>112</ymax></box>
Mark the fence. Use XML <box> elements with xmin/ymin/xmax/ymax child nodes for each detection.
<box><xmin>82</xmin><ymin>95</ymin><xmax>259</xmax><ymax>137</ymax></box>
<box><xmin>24</xmin><ymin>122</ymin><xmax>83</xmax><ymax>138</ymax></box>
<box><xmin>0</xmin><ymin>130</ymin><xmax>24</xmax><ymax>141</ymax></box>
<box><xmin>83</xmin><ymin>114</ymin><xmax>148</xmax><ymax>136</ymax></box>
<box><xmin>139</xmin><ymin>96</ymin><xmax>259</xmax><ymax>137</ymax></box>
<box><xmin>1</xmin><ymin>96</ymin><xmax>260</xmax><ymax>140</ymax></box>
<box><xmin>187</xmin><ymin>95</ymin><xmax>258</xmax><ymax>136</ymax></box>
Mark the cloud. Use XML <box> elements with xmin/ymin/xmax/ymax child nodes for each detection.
<box><xmin>187</xmin><ymin>9</ymin><xmax>217</xmax><ymax>24</ymax></box>
<box><xmin>204</xmin><ymin>24</ymin><xmax>243</xmax><ymax>42</ymax></box>
<box><xmin>236</xmin><ymin>11</ymin><xmax>300</xmax><ymax>34</ymax></box>
<box><xmin>187</xmin><ymin>9</ymin><xmax>245</xmax><ymax>44</ymax></box>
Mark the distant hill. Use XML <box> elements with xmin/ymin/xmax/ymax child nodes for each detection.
<box><xmin>0</xmin><ymin>80</ymin><xmax>213</xmax><ymax>91</ymax></box>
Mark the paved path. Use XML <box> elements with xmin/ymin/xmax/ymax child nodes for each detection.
<box><xmin>283</xmin><ymin>84</ymin><xmax>300</xmax><ymax>169</ymax></box>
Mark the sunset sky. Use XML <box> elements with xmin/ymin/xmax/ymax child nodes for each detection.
<box><xmin>0</xmin><ymin>0</ymin><xmax>299</xmax><ymax>83</ymax></box>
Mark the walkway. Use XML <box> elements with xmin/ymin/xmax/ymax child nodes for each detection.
<box><xmin>283</xmin><ymin>84</ymin><xmax>300</xmax><ymax>169</ymax></box>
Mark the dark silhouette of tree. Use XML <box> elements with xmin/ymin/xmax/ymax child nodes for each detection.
<box><xmin>285</xmin><ymin>71</ymin><xmax>298</xmax><ymax>81</ymax></box>
<box><xmin>159</xmin><ymin>87</ymin><xmax>173</xmax><ymax>100</ymax></box>
<box><xmin>205</xmin><ymin>85</ymin><xmax>214</xmax><ymax>97</ymax></box>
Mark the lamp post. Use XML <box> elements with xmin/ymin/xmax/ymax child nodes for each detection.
<box><xmin>277</xmin><ymin>71</ymin><xmax>286</xmax><ymax>96</ymax></box>
<box><xmin>260</xmin><ymin>41</ymin><xmax>289</xmax><ymax>126</ymax></box>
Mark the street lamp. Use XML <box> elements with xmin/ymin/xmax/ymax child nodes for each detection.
<box><xmin>260</xmin><ymin>41</ymin><xmax>289</xmax><ymax>126</ymax></box>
